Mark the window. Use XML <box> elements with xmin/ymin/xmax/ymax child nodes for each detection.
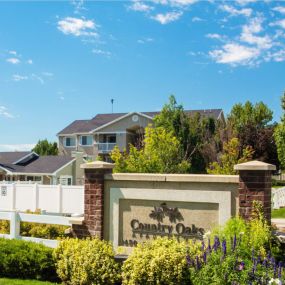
<box><xmin>60</xmin><ymin>175</ymin><xmax>73</xmax><ymax>185</ymax></box>
<box><xmin>64</xmin><ymin>137</ymin><xmax>76</xmax><ymax>147</ymax></box>
<box><xmin>80</xmin><ymin>135</ymin><xmax>93</xmax><ymax>146</ymax></box>
<box><xmin>106</xmin><ymin>135</ymin><xmax>116</xmax><ymax>143</ymax></box>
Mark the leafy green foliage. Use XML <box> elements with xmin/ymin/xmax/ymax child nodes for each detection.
<box><xmin>274</xmin><ymin>94</ymin><xmax>285</xmax><ymax>169</ymax></box>
<box><xmin>111</xmin><ymin>126</ymin><xmax>190</xmax><ymax>173</ymax></box>
<box><xmin>0</xmin><ymin>239</ymin><xmax>57</xmax><ymax>282</ymax></box>
<box><xmin>122</xmin><ymin>237</ymin><xmax>201</xmax><ymax>285</ymax></box>
<box><xmin>228</xmin><ymin>101</ymin><xmax>273</xmax><ymax>134</ymax></box>
<box><xmin>0</xmin><ymin>278</ymin><xmax>57</xmax><ymax>285</ymax></box>
<box><xmin>32</xmin><ymin>139</ymin><xmax>58</xmax><ymax>156</ymax></box>
<box><xmin>154</xmin><ymin>95</ymin><xmax>220</xmax><ymax>173</ymax></box>
<box><xmin>53</xmin><ymin>238</ymin><xmax>121</xmax><ymax>285</ymax></box>
<box><xmin>207</xmin><ymin>138</ymin><xmax>254</xmax><ymax>174</ymax></box>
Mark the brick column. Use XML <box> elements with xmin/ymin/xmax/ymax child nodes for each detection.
<box><xmin>72</xmin><ymin>161</ymin><xmax>114</xmax><ymax>238</ymax></box>
<box><xmin>234</xmin><ymin>160</ymin><xmax>276</xmax><ymax>224</ymax></box>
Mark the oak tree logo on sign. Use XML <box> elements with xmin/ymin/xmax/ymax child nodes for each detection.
<box><xmin>149</xmin><ymin>202</ymin><xmax>183</xmax><ymax>223</ymax></box>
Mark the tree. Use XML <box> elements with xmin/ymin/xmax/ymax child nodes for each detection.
<box><xmin>207</xmin><ymin>138</ymin><xmax>254</xmax><ymax>175</ymax></box>
<box><xmin>32</xmin><ymin>139</ymin><xmax>58</xmax><ymax>156</ymax></box>
<box><xmin>227</xmin><ymin>101</ymin><xmax>278</xmax><ymax>166</ymax></box>
<box><xmin>154</xmin><ymin>95</ymin><xmax>220</xmax><ymax>173</ymax></box>
<box><xmin>110</xmin><ymin>126</ymin><xmax>190</xmax><ymax>173</ymax></box>
<box><xmin>274</xmin><ymin>92</ymin><xmax>285</xmax><ymax>169</ymax></box>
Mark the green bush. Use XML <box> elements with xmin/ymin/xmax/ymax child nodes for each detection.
<box><xmin>53</xmin><ymin>238</ymin><xmax>120</xmax><ymax>285</ymax></box>
<box><xmin>0</xmin><ymin>238</ymin><xmax>57</xmax><ymax>282</ymax></box>
<box><xmin>122</xmin><ymin>237</ymin><xmax>201</xmax><ymax>285</ymax></box>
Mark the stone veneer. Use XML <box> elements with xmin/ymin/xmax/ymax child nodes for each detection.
<box><xmin>72</xmin><ymin>161</ymin><xmax>114</xmax><ymax>238</ymax></box>
<box><xmin>234</xmin><ymin>161</ymin><xmax>276</xmax><ymax>223</ymax></box>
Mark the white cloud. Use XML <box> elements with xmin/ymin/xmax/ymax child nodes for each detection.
<box><xmin>137</xmin><ymin>37</ymin><xmax>154</xmax><ymax>44</ymax></box>
<box><xmin>8</xmin><ymin>50</ymin><xmax>17</xmax><ymax>56</ymax></box>
<box><xmin>57</xmin><ymin>17</ymin><xmax>98</xmax><ymax>37</ymax></box>
<box><xmin>266</xmin><ymin>49</ymin><xmax>285</xmax><ymax>62</ymax></box>
<box><xmin>129</xmin><ymin>1</ymin><xmax>153</xmax><ymax>12</ymax></box>
<box><xmin>0</xmin><ymin>144</ymin><xmax>35</xmax><ymax>151</ymax></box>
<box><xmin>240</xmin><ymin>17</ymin><xmax>272</xmax><ymax>49</ymax></box>
<box><xmin>206</xmin><ymin>33</ymin><xmax>223</xmax><ymax>40</ymax></box>
<box><xmin>6</xmin><ymin>58</ymin><xmax>20</xmax><ymax>64</ymax></box>
<box><xmin>0</xmin><ymin>106</ymin><xmax>14</xmax><ymax>119</ymax></box>
<box><xmin>152</xmin><ymin>11</ymin><xmax>182</xmax><ymax>24</ymax></box>
<box><xmin>31</xmin><ymin>74</ymin><xmax>44</xmax><ymax>84</ymax></box>
<box><xmin>274</xmin><ymin>19</ymin><xmax>285</xmax><ymax>29</ymax></box>
<box><xmin>192</xmin><ymin>16</ymin><xmax>204</xmax><ymax>22</ymax></box>
<box><xmin>92</xmin><ymin>49</ymin><xmax>112</xmax><ymax>57</ymax></box>
<box><xmin>27</xmin><ymin>59</ymin><xmax>33</xmax><ymax>64</ymax></box>
<box><xmin>12</xmin><ymin>74</ymin><xmax>28</xmax><ymax>82</ymax></box>
<box><xmin>220</xmin><ymin>5</ymin><xmax>252</xmax><ymax>17</ymax></box>
<box><xmin>236</xmin><ymin>0</ymin><xmax>257</xmax><ymax>6</ymax></box>
<box><xmin>169</xmin><ymin>0</ymin><xmax>197</xmax><ymax>7</ymax></box>
<box><xmin>42</xmin><ymin>72</ymin><xmax>54</xmax><ymax>77</ymax></box>
<box><xmin>209</xmin><ymin>43</ymin><xmax>260</xmax><ymax>66</ymax></box>
<box><xmin>272</xmin><ymin>6</ymin><xmax>285</xmax><ymax>14</ymax></box>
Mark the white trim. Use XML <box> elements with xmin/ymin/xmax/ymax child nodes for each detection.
<box><xmin>0</xmin><ymin>166</ymin><xmax>13</xmax><ymax>175</ymax></box>
<box><xmin>109</xmin><ymin>187</ymin><xmax>231</xmax><ymax>248</ymax></box>
<box><xmin>13</xmin><ymin>152</ymin><xmax>39</xmax><ymax>165</ymax></box>
<box><xmin>95</xmin><ymin>131</ymin><xmax>133</xmax><ymax>135</ymax></box>
<box><xmin>89</xmin><ymin>112</ymin><xmax>153</xmax><ymax>133</ymax></box>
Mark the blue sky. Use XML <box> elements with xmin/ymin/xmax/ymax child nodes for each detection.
<box><xmin>0</xmin><ymin>0</ymin><xmax>285</xmax><ymax>151</ymax></box>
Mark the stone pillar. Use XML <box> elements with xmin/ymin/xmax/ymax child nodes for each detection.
<box><xmin>72</xmin><ymin>161</ymin><xmax>114</xmax><ymax>238</ymax></box>
<box><xmin>234</xmin><ymin>160</ymin><xmax>276</xmax><ymax>223</ymax></box>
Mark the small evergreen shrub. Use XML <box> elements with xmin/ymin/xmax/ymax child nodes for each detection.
<box><xmin>53</xmin><ymin>238</ymin><xmax>120</xmax><ymax>285</ymax></box>
<box><xmin>0</xmin><ymin>238</ymin><xmax>57</xmax><ymax>282</ymax></box>
<box><xmin>122</xmin><ymin>237</ymin><xmax>201</xmax><ymax>285</ymax></box>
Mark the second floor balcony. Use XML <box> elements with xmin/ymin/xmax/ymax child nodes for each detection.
<box><xmin>97</xmin><ymin>142</ymin><xmax>117</xmax><ymax>153</ymax></box>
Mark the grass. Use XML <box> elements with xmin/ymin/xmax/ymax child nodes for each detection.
<box><xmin>272</xmin><ymin>207</ymin><xmax>285</xmax><ymax>219</ymax></box>
<box><xmin>0</xmin><ymin>279</ymin><xmax>57</xmax><ymax>285</ymax></box>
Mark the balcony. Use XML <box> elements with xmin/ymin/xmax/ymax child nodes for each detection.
<box><xmin>97</xmin><ymin>143</ymin><xmax>117</xmax><ymax>153</ymax></box>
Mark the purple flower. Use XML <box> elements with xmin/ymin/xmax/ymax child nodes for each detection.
<box><xmin>203</xmin><ymin>252</ymin><xmax>207</xmax><ymax>264</ymax></box>
<box><xmin>237</xmin><ymin>261</ymin><xmax>245</xmax><ymax>271</ymax></box>
<box><xmin>222</xmin><ymin>240</ymin><xmax>227</xmax><ymax>256</ymax></box>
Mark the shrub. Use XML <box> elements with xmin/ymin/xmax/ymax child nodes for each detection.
<box><xmin>53</xmin><ymin>238</ymin><xmax>120</xmax><ymax>285</ymax></box>
<box><xmin>122</xmin><ymin>237</ymin><xmax>201</xmax><ymax>285</ymax></box>
<box><xmin>0</xmin><ymin>238</ymin><xmax>57</xmax><ymax>282</ymax></box>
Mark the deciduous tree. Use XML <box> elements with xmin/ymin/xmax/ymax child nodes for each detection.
<box><xmin>32</xmin><ymin>139</ymin><xmax>58</xmax><ymax>156</ymax></box>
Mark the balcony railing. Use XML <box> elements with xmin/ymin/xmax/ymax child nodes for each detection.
<box><xmin>97</xmin><ymin>143</ymin><xmax>117</xmax><ymax>153</ymax></box>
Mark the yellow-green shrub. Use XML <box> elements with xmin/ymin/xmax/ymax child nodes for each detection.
<box><xmin>53</xmin><ymin>238</ymin><xmax>121</xmax><ymax>285</ymax></box>
<box><xmin>122</xmin><ymin>237</ymin><xmax>201</xmax><ymax>285</ymax></box>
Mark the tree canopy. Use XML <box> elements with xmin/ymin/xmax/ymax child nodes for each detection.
<box><xmin>32</xmin><ymin>139</ymin><xmax>58</xmax><ymax>156</ymax></box>
<box><xmin>111</xmin><ymin>126</ymin><xmax>190</xmax><ymax>173</ymax></box>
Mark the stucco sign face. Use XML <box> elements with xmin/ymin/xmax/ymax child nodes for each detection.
<box><xmin>121</xmin><ymin>202</ymin><xmax>206</xmax><ymax>247</ymax></box>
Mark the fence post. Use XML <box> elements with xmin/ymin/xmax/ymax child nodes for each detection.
<box><xmin>234</xmin><ymin>160</ymin><xmax>276</xmax><ymax>224</ymax></box>
<box><xmin>10</xmin><ymin>211</ymin><xmax>20</xmax><ymax>239</ymax></box>
<box><xmin>34</xmin><ymin>183</ymin><xmax>39</xmax><ymax>211</ymax></box>
<box><xmin>11</xmin><ymin>183</ymin><xmax>16</xmax><ymax>210</ymax></box>
<box><xmin>58</xmin><ymin>184</ymin><xmax>63</xmax><ymax>213</ymax></box>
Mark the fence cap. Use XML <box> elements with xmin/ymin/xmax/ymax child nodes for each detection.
<box><xmin>80</xmin><ymin>160</ymin><xmax>115</xmax><ymax>169</ymax></box>
<box><xmin>234</xmin><ymin>160</ymin><xmax>276</xmax><ymax>171</ymax></box>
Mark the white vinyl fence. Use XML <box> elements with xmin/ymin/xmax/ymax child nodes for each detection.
<box><xmin>272</xmin><ymin>187</ymin><xmax>285</xmax><ymax>209</ymax></box>
<box><xmin>0</xmin><ymin>183</ymin><xmax>84</xmax><ymax>215</ymax></box>
<box><xmin>0</xmin><ymin>211</ymin><xmax>83</xmax><ymax>248</ymax></box>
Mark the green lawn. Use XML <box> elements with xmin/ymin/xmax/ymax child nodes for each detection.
<box><xmin>272</xmin><ymin>208</ymin><xmax>285</xmax><ymax>218</ymax></box>
<box><xmin>0</xmin><ymin>279</ymin><xmax>57</xmax><ymax>285</ymax></box>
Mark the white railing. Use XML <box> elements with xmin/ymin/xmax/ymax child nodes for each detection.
<box><xmin>273</xmin><ymin>187</ymin><xmax>285</xmax><ymax>209</ymax></box>
<box><xmin>0</xmin><ymin>183</ymin><xmax>84</xmax><ymax>214</ymax></box>
<box><xmin>0</xmin><ymin>211</ymin><xmax>83</xmax><ymax>248</ymax></box>
<box><xmin>97</xmin><ymin>143</ymin><xmax>116</xmax><ymax>153</ymax></box>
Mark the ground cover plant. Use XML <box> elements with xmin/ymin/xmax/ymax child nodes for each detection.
<box><xmin>272</xmin><ymin>208</ymin><xmax>285</xmax><ymax>219</ymax></box>
<box><xmin>0</xmin><ymin>278</ymin><xmax>57</xmax><ymax>285</ymax></box>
